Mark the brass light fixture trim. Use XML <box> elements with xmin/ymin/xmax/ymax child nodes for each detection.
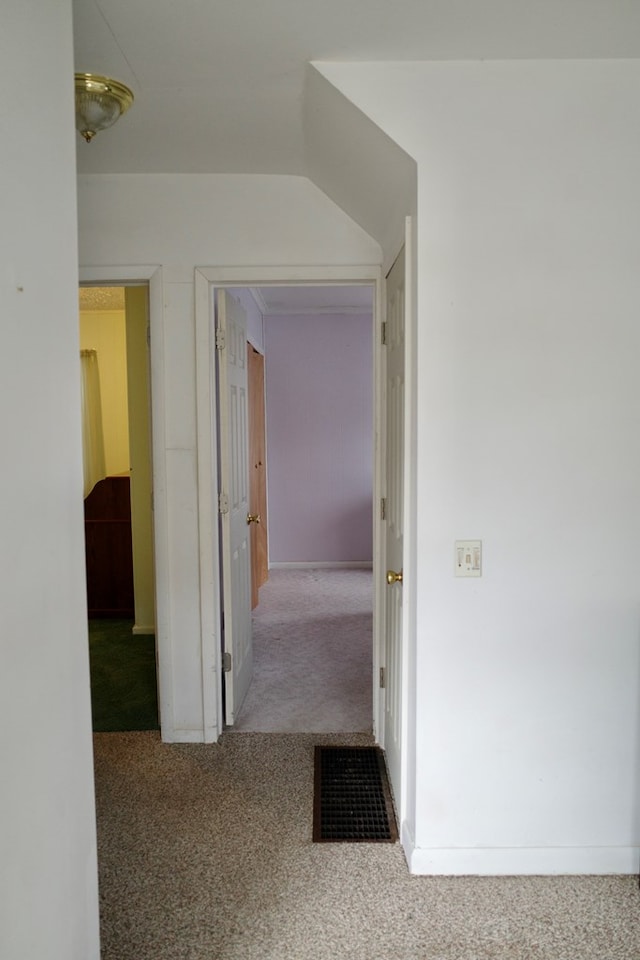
<box><xmin>74</xmin><ymin>73</ymin><xmax>134</xmax><ymax>143</ymax></box>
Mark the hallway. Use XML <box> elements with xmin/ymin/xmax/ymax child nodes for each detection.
<box><xmin>94</xmin><ymin>730</ymin><xmax>640</xmax><ymax>960</ymax></box>
<box><xmin>92</xmin><ymin>574</ymin><xmax>640</xmax><ymax>959</ymax></box>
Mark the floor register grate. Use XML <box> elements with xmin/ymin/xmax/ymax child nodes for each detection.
<box><xmin>313</xmin><ymin>746</ymin><xmax>398</xmax><ymax>843</ymax></box>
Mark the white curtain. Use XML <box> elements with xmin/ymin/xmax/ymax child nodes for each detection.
<box><xmin>80</xmin><ymin>349</ymin><xmax>106</xmax><ymax>498</ymax></box>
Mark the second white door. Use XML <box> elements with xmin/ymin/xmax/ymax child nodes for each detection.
<box><xmin>217</xmin><ymin>289</ymin><xmax>253</xmax><ymax>724</ymax></box>
<box><xmin>383</xmin><ymin>248</ymin><xmax>406</xmax><ymax>808</ymax></box>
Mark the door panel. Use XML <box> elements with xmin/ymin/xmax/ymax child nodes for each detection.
<box><xmin>218</xmin><ymin>290</ymin><xmax>253</xmax><ymax>724</ymax></box>
<box><xmin>384</xmin><ymin>247</ymin><xmax>405</xmax><ymax>806</ymax></box>
<box><xmin>248</xmin><ymin>343</ymin><xmax>268</xmax><ymax>608</ymax></box>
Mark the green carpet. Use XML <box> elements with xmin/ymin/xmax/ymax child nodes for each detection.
<box><xmin>88</xmin><ymin>619</ymin><xmax>159</xmax><ymax>732</ymax></box>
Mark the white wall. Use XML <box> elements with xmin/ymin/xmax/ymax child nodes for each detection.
<box><xmin>305</xmin><ymin>66</ymin><xmax>417</xmax><ymax>273</ymax></box>
<box><xmin>318</xmin><ymin>59</ymin><xmax>640</xmax><ymax>874</ymax></box>
<box><xmin>77</xmin><ymin>174</ymin><xmax>381</xmax><ymax>741</ymax></box>
<box><xmin>0</xmin><ymin>1</ymin><xmax>100</xmax><ymax>956</ymax></box>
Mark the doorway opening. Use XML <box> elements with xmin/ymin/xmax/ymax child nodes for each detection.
<box><xmin>212</xmin><ymin>280</ymin><xmax>378</xmax><ymax>736</ymax></box>
<box><xmin>79</xmin><ymin>284</ymin><xmax>158</xmax><ymax>731</ymax></box>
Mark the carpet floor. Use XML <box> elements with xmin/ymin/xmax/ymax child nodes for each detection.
<box><xmin>94</xmin><ymin>730</ymin><xmax>640</xmax><ymax>960</ymax></box>
<box><xmin>234</xmin><ymin>568</ymin><xmax>372</xmax><ymax>732</ymax></box>
<box><xmin>88</xmin><ymin>619</ymin><xmax>159</xmax><ymax>731</ymax></box>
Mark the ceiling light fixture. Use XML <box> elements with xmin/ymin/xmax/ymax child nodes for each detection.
<box><xmin>74</xmin><ymin>73</ymin><xmax>134</xmax><ymax>143</ymax></box>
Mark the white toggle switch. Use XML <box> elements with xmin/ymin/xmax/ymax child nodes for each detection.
<box><xmin>455</xmin><ymin>540</ymin><xmax>482</xmax><ymax>577</ymax></box>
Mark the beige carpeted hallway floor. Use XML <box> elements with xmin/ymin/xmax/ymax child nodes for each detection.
<box><xmin>94</xmin><ymin>731</ymin><xmax>640</xmax><ymax>960</ymax></box>
<box><xmin>93</xmin><ymin>571</ymin><xmax>640</xmax><ymax>958</ymax></box>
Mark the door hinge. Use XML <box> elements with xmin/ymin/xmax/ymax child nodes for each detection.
<box><xmin>218</xmin><ymin>492</ymin><xmax>229</xmax><ymax>515</ymax></box>
<box><xmin>379</xmin><ymin>667</ymin><xmax>386</xmax><ymax>689</ymax></box>
<box><xmin>380</xmin><ymin>497</ymin><xmax>387</xmax><ymax>521</ymax></box>
<box><xmin>381</xmin><ymin>321</ymin><xmax>387</xmax><ymax>346</ymax></box>
<box><xmin>216</xmin><ymin>327</ymin><xmax>226</xmax><ymax>351</ymax></box>
<box><xmin>223</xmin><ymin>651</ymin><xmax>232</xmax><ymax>673</ymax></box>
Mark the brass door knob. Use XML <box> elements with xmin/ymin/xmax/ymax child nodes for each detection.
<box><xmin>386</xmin><ymin>569</ymin><xmax>403</xmax><ymax>585</ymax></box>
<box><xmin>246</xmin><ymin>513</ymin><xmax>261</xmax><ymax>525</ymax></box>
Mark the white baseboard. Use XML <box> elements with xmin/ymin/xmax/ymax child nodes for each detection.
<box><xmin>161</xmin><ymin>728</ymin><xmax>219</xmax><ymax>744</ymax></box>
<box><xmin>269</xmin><ymin>561</ymin><xmax>373</xmax><ymax>570</ymax></box>
<box><xmin>132</xmin><ymin>624</ymin><xmax>155</xmax><ymax>635</ymax></box>
<box><xmin>408</xmin><ymin>844</ymin><xmax>640</xmax><ymax>876</ymax></box>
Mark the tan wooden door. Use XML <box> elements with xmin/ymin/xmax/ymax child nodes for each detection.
<box><xmin>248</xmin><ymin>343</ymin><xmax>268</xmax><ymax>608</ymax></box>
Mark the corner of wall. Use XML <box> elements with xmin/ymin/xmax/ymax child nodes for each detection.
<box><xmin>303</xmin><ymin>64</ymin><xmax>415</xmax><ymax>268</ymax></box>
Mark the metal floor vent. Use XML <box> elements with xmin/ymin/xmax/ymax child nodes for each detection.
<box><xmin>313</xmin><ymin>746</ymin><xmax>398</xmax><ymax>843</ymax></box>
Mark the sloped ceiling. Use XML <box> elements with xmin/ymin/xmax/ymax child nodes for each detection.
<box><xmin>73</xmin><ymin>0</ymin><xmax>640</xmax><ymax>176</ymax></box>
<box><xmin>304</xmin><ymin>65</ymin><xmax>416</xmax><ymax>267</ymax></box>
<box><xmin>257</xmin><ymin>284</ymin><xmax>373</xmax><ymax>315</ymax></box>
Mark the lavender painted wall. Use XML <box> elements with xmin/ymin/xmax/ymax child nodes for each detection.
<box><xmin>265</xmin><ymin>312</ymin><xmax>373</xmax><ymax>563</ymax></box>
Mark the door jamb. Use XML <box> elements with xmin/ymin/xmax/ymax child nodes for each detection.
<box><xmin>195</xmin><ymin>265</ymin><xmax>385</xmax><ymax>743</ymax></box>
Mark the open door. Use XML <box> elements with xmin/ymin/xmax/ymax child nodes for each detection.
<box><xmin>217</xmin><ymin>289</ymin><xmax>253</xmax><ymax>724</ymax></box>
<box><xmin>383</xmin><ymin>247</ymin><xmax>405</xmax><ymax>805</ymax></box>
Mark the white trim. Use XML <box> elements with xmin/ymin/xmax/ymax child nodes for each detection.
<box><xmin>79</xmin><ymin>266</ymin><xmax>161</xmax><ymax>284</ymax></box>
<box><xmin>397</xmin><ymin>217</ymin><xmax>415</xmax><ymax>839</ymax></box>
<box><xmin>269</xmin><ymin>561</ymin><xmax>373</xmax><ymax>570</ymax></box>
<box><xmin>78</xmin><ymin>266</ymin><xmax>175</xmax><ymax>742</ymax></box>
<box><xmin>132</xmin><ymin>624</ymin><xmax>155</xmax><ymax>636</ymax></box>
<box><xmin>195</xmin><ymin>264</ymin><xmax>384</xmax><ymax>748</ymax></box>
<box><xmin>372</xmin><ymin>258</ymin><xmax>384</xmax><ymax>748</ymax></box>
<box><xmin>409</xmin><ymin>844</ymin><xmax>640</xmax><ymax>877</ymax></box>
<box><xmin>196</xmin><ymin>265</ymin><xmax>380</xmax><ymax>284</ymax></box>
<box><xmin>162</xmin><ymin>728</ymin><xmax>217</xmax><ymax>745</ymax></box>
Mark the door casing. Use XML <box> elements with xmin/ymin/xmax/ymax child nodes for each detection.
<box><xmin>79</xmin><ymin>267</ymin><xmax>171</xmax><ymax>733</ymax></box>
<box><xmin>80</xmin><ymin>256</ymin><xmax>413</xmax><ymax>842</ymax></box>
<box><xmin>195</xmin><ymin>265</ymin><xmax>386</xmax><ymax>744</ymax></box>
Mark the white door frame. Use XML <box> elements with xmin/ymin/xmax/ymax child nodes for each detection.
<box><xmin>195</xmin><ymin>264</ymin><xmax>386</xmax><ymax>743</ymax></box>
<box><xmin>78</xmin><ymin>266</ymin><xmax>173</xmax><ymax>739</ymax></box>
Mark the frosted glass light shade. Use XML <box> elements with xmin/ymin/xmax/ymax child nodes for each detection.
<box><xmin>75</xmin><ymin>73</ymin><xmax>134</xmax><ymax>142</ymax></box>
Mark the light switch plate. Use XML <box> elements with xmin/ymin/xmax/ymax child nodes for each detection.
<box><xmin>455</xmin><ymin>540</ymin><xmax>482</xmax><ymax>577</ymax></box>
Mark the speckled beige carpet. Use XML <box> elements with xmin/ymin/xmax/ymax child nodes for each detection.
<box><xmin>94</xmin><ymin>731</ymin><xmax>640</xmax><ymax>960</ymax></box>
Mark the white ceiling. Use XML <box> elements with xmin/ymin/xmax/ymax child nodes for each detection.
<box><xmin>256</xmin><ymin>285</ymin><xmax>373</xmax><ymax>315</ymax></box>
<box><xmin>73</xmin><ymin>0</ymin><xmax>640</xmax><ymax>176</ymax></box>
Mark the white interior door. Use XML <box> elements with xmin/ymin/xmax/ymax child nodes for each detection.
<box><xmin>383</xmin><ymin>247</ymin><xmax>405</xmax><ymax>805</ymax></box>
<box><xmin>217</xmin><ymin>289</ymin><xmax>253</xmax><ymax>724</ymax></box>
